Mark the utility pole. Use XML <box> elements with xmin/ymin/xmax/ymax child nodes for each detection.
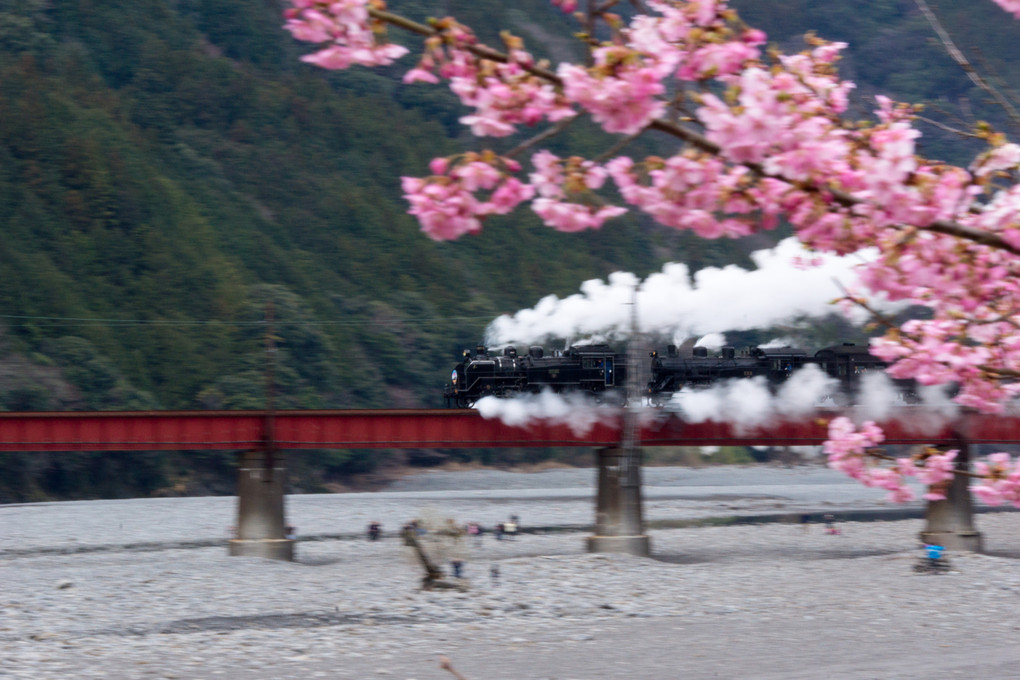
<box><xmin>587</xmin><ymin>286</ymin><xmax>650</xmax><ymax>556</ymax></box>
<box><xmin>228</xmin><ymin>299</ymin><xmax>294</xmax><ymax>561</ymax></box>
<box><xmin>264</xmin><ymin>300</ymin><xmax>276</xmax><ymax>482</ymax></box>
<box><xmin>619</xmin><ymin>286</ymin><xmax>644</xmax><ymax>535</ymax></box>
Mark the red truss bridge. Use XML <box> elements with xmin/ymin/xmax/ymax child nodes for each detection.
<box><xmin>0</xmin><ymin>408</ymin><xmax>1018</xmax><ymax>452</ymax></box>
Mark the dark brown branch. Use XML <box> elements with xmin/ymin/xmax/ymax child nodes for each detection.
<box><xmin>369</xmin><ymin>8</ymin><xmax>563</xmax><ymax>85</ymax></box>
<box><xmin>651</xmin><ymin>108</ymin><xmax>1020</xmax><ymax>258</ymax></box>
<box><xmin>593</xmin><ymin>129</ymin><xmax>645</xmax><ymax>163</ymax></box>
<box><xmin>505</xmin><ymin>117</ymin><xmax>577</xmax><ymax>159</ymax></box>
<box><xmin>865</xmin><ymin>447</ymin><xmax>988</xmax><ymax>479</ymax></box>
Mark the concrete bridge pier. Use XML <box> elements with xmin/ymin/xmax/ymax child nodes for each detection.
<box><xmin>919</xmin><ymin>438</ymin><xmax>982</xmax><ymax>552</ymax></box>
<box><xmin>228</xmin><ymin>449</ymin><xmax>294</xmax><ymax>561</ymax></box>
<box><xmin>586</xmin><ymin>446</ymin><xmax>651</xmax><ymax>556</ymax></box>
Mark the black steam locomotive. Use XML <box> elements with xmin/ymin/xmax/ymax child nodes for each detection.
<box><xmin>444</xmin><ymin>341</ymin><xmax>906</xmax><ymax>407</ymax></box>
<box><xmin>444</xmin><ymin>343</ymin><xmax>628</xmax><ymax>408</ymax></box>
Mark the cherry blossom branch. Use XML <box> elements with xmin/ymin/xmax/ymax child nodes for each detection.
<box><xmin>592</xmin><ymin>129</ymin><xmax>645</xmax><ymax>163</ymax></box>
<box><xmin>304</xmin><ymin>2</ymin><xmax>1020</xmax><ymax>258</ymax></box>
<box><xmin>647</xmin><ymin>117</ymin><xmax>1020</xmax><ymax>257</ymax></box>
<box><xmin>864</xmin><ymin>446</ymin><xmax>986</xmax><ymax>480</ymax></box>
<box><xmin>915</xmin><ymin>114</ymin><xmax>984</xmax><ymax>140</ymax></box>
<box><xmin>368</xmin><ymin>8</ymin><xmax>563</xmax><ymax>84</ymax></box>
<box><xmin>505</xmin><ymin>117</ymin><xmax>577</xmax><ymax>159</ymax></box>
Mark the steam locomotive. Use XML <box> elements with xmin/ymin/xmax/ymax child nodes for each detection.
<box><xmin>444</xmin><ymin>343</ymin><xmax>629</xmax><ymax>408</ymax></box>
<box><xmin>444</xmin><ymin>341</ymin><xmax>907</xmax><ymax>407</ymax></box>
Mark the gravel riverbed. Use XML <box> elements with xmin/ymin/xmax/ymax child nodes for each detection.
<box><xmin>4</xmin><ymin>465</ymin><xmax>1020</xmax><ymax>679</ymax></box>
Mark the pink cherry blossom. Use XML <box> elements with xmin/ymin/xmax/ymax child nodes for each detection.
<box><xmin>284</xmin><ymin>0</ymin><xmax>409</xmax><ymax>68</ymax></box>
<box><xmin>558</xmin><ymin>52</ymin><xmax>668</xmax><ymax>135</ymax></box>
<box><xmin>992</xmin><ymin>0</ymin><xmax>1020</xmax><ymax>18</ymax></box>
<box><xmin>402</xmin><ymin>154</ymin><xmax>535</xmax><ymax>240</ymax></box>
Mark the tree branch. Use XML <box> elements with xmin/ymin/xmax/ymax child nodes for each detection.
<box><xmin>915</xmin><ymin>114</ymin><xmax>983</xmax><ymax>140</ymax></box>
<box><xmin>505</xmin><ymin>116</ymin><xmax>577</xmax><ymax>159</ymax></box>
<box><xmin>369</xmin><ymin>8</ymin><xmax>563</xmax><ymax>85</ymax></box>
<box><xmin>914</xmin><ymin>0</ymin><xmax>1020</xmax><ymax>128</ymax></box>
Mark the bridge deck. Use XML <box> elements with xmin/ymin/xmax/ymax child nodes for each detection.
<box><xmin>0</xmin><ymin>408</ymin><xmax>1017</xmax><ymax>451</ymax></box>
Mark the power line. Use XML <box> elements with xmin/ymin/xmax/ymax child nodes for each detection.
<box><xmin>0</xmin><ymin>313</ymin><xmax>502</xmax><ymax>329</ymax></box>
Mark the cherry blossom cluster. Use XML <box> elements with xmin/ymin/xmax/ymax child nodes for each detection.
<box><xmin>973</xmin><ymin>453</ymin><xmax>1020</xmax><ymax>506</ymax></box>
<box><xmin>606</xmin><ymin>154</ymin><xmax>756</xmax><ymax>238</ymax></box>
<box><xmin>403</xmin><ymin>24</ymin><xmax>576</xmax><ymax>137</ymax></box>
<box><xmin>529</xmin><ymin>151</ymin><xmax>627</xmax><ymax>232</ymax></box>
<box><xmin>284</xmin><ymin>0</ymin><xmax>1020</xmax><ymax>500</ymax></box>
<box><xmin>402</xmin><ymin>154</ymin><xmax>534</xmax><ymax>240</ymax></box>
<box><xmin>558</xmin><ymin>47</ymin><xmax>670</xmax><ymax>136</ymax></box>
<box><xmin>633</xmin><ymin>0</ymin><xmax>766</xmax><ymax>82</ymax></box>
<box><xmin>825</xmin><ymin>418</ymin><xmax>959</xmax><ymax>503</ymax></box>
<box><xmin>283</xmin><ymin>0</ymin><xmax>408</xmax><ymax>69</ymax></box>
<box><xmin>552</xmin><ymin>0</ymin><xmax>766</xmax><ymax>135</ymax></box>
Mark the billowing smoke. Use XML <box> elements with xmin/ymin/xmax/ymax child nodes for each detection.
<box><xmin>854</xmin><ymin>376</ymin><xmax>961</xmax><ymax>433</ymax></box>
<box><xmin>694</xmin><ymin>333</ymin><xmax>727</xmax><ymax>351</ymax></box>
<box><xmin>474</xmin><ymin>391</ymin><xmax>615</xmax><ymax>436</ymax></box>
<box><xmin>666</xmin><ymin>367</ymin><xmax>962</xmax><ymax>433</ymax></box>
<box><xmin>469</xmin><ymin>364</ymin><xmax>963</xmax><ymax>437</ymax></box>
<box><xmin>666</xmin><ymin>364</ymin><xmax>839</xmax><ymax>433</ymax></box>
<box><xmin>485</xmin><ymin>237</ymin><xmax>888</xmax><ymax>346</ymax></box>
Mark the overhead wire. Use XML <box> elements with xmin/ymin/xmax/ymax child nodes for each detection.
<box><xmin>0</xmin><ymin>313</ymin><xmax>502</xmax><ymax>329</ymax></box>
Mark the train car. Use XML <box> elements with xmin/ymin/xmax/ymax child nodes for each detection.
<box><xmin>812</xmin><ymin>343</ymin><xmax>884</xmax><ymax>384</ymax></box>
<box><xmin>444</xmin><ymin>343</ymin><xmax>628</xmax><ymax>407</ymax></box>
<box><xmin>646</xmin><ymin>344</ymin><xmax>810</xmax><ymax>404</ymax></box>
<box><xmin>812</xmin><ymin>342</ymin><xmax>916</xmax><ymax>402</ymax></box>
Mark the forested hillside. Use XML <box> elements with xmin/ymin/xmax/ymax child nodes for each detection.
<box><xmin>0</xmin><ymin>0</ymin><xmax>1013</xmax><ymax>500</ymax></box>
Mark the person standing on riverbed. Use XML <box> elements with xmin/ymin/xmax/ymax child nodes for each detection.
<box><xmin>466</xmin><ymin>521</ymin><xmax>482</xmax><ymax>546</ymax></box>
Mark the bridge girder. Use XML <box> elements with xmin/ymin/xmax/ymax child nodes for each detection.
<box><xmin>0</xmin><ymin>408</ymin><xmax>1015</xmax><ymax>451</ymax></box>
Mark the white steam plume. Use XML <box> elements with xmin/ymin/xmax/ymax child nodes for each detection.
<box><xmin>472</xmin><ymin>368</ymin><xmax>966</xmax><ymax>436</ymax></box>
<box><xmin>694</xmin><ymin>333</ymin><xmax>727</xmax><ymax>351</ymax></box>
<box><xmin>667</xmin><ymin>364</ymin><xmax>839</xmax><ymax>433</ymax></box>
<box><xmin>666</xmin><ymin>367</ymin><xmax>964</xmax><ymax>433</ymax></box>
<box><xmin>485</xmin><ymin>237</ymin><xmax>892</xmax><ymax>346</ymax></box>
<box><xmin>474</xmin><ymin>391</ymin><xmax>614</xmax><ymax>436</ymax></box>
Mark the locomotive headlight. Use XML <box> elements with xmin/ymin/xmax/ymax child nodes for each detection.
<box><xmin>451</xmin><ymin>370</ymin><xmax>458</xmax><ymax>385</ymax></box>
